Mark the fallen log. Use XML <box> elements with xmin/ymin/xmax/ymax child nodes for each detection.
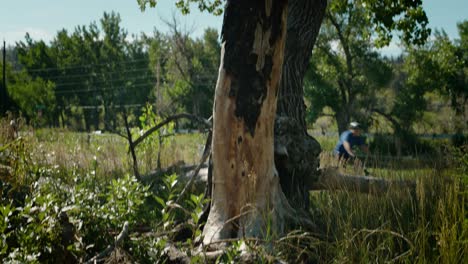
<box><xmin>176</xmin><ymin>166</ymin><xmax>416</xmax><ymax>195</ymax></box>
<box><xmin>143</xmin><ymin>162</ymin><xmax>416</xmax><ymax>196</ymax></box>
<box><xmin>310</xmin><ymin>168</ymin><xmax>416</xmax><ymax>194</ymax></box>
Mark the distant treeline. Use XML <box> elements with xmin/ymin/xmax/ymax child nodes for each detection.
<box><xmin>0</xmin><ymin>12</ymin><xmax>466</xmax><ymax>144</ymax></box>
<box><xmin>1</xmin><ymin>12</ymin><xmax>220</xmax><ymax>131</ymax></box>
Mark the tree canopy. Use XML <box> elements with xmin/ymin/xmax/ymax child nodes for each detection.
<box><xmin>305</xmin><ymin>1</ymin><xmax>393</xmax><ymax>133</ymax></box>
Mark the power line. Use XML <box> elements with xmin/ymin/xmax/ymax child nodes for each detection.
<box><xmin>54</xmin><ymin>75</ymin><xmax>157</xmax><ymax>88</ymax></box>
<box><xmin>54</xmin><ymin>81</ymin><xmax>216</xmax><ymax>96</ymax></box>
<box><xmin>58</xmin><ymin>104</ymin><xmax>145</xmax><ymax>110</ymax></box>
<box><xmin>46</xmin><ymin>66</ymin><xmax>156</xmax><ymax>81</ymax></box>
<box><xmin>18</xmin><ymin>58</ymin><xmax>152</xmax><ymax>73</ymax></box>
<box><xmin>13</xmin><ymin>66</ymin><xmax>217</xmax><ymax>88</ymax></box>
<box><xmin>21</xmin><ymin>67</ymin><xmax>217</xmax><ymax>83</ymax></box>
<box><xmin>53</xmin><ymin>76</ymin><xmax>217</xmax><ymax>89</ymax></box>
<box><xmin>13</xmin><ymin>59</ymin><xmax>219</xmax><ymax>81</ymax></box>
<box><xmin>54</xmin><ymin>82</ymin><xmax>157</xmax><ymax>95</ymax></box>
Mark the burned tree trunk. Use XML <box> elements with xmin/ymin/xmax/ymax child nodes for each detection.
<box><xmin>274</xmin><ymin>0</ymin><xmax>327</xmax><ymax>209</ymax></box>
<box><xmin>203</xmin><ymin>0</ymin><xmax>291</xmax><ymax>244</ymax></box>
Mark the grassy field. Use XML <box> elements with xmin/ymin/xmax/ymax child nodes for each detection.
<box><xmin>0</xmin><ymin>124</ymin><xmax>466</xmax><ymax>263</ymax></box>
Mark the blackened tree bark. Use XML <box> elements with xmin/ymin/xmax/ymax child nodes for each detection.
<box><xmin>274</xmin><ymin>0</ymin><xmax>327</xmax><ymax>209</ymax></box>
<box><xmin>203</xmin><ymin>0</ymin><xmax>292</xmax><ymax>244</ymax></box>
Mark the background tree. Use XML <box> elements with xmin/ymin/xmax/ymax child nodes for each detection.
<box><xmin>161</xmin><ymin>20</ymin><xmax>220</xmax><ymax>120</ymax></box>
<box><xmin>304</xmin><ymin>0</ymin><xmax>393</xmax><ymax>134</ymax></box>
<box><xmin>142</xmin><ymin>30</ymin><xmax>172</xmax><ymax>114</ymax></box>
<box><xmin>404</xmin><ymin>22</ymin><xmax>467</xmax><ymax>133</ymax></box>
<box><xmin>7</xmin><ymin>71</ymin><xmax>56</xmax><ymax>125</ymax></box>
<box><xmin>16</xmin><ymin>12</ymin><xmax>154</xmax><ymax>130</ymax></box>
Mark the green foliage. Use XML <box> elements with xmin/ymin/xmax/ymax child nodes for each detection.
<box><xmin>369</xmin><ymin>133</ymin><xmax>442</xmax><ymax>157</ymax></box>
<box><xmin>0</xmin><ymin>125</ymin><xmax>153</xmax><ymax>261</ymax></box>
<box><xmin>137</xmin><ymin>0</ymin><xmax>223</xmax><ymax>15</ymax></box>
<box><xmin>134</xmin><ymin>104</ymin><xmax>176</xmax><ymax>171</ymax></box>
<box><xmin>404</xmin><ymin>21</ymin><xmax>467</xmax><ymax>130</ymax></box>
<box><xmin>216</xmin><ymin>240</ymin><xmax>243</xmax><ymax>263</ymax></box>
<box><xmin>136</xmin><ymin>0</ymin><xmax>431</xmax><ymax>44</ymax></box>
<box><xmin>359</xmin><ymin>0</ymin><xmax>430</xmax><ymax>46</ymax></box>
<box><xmin>8</xmin><ymin>72</ymin><xmax>56</xmax><ymax>125</ymax></box>
<box><xmin>0</xmin><ymin>136</ymin><xmax>38</xmax><ymax>188</ymax></box>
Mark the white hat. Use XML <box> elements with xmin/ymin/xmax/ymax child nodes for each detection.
<box><xmin>349</xmin><ymin>122</ymin><xmax>361</xmax><ymax>129</ymax></box>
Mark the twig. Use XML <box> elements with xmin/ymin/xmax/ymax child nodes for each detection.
<box><xmin>85</xmin><ymin>221</ymin><xmax>129</xmax><ymax>264</ymax></box>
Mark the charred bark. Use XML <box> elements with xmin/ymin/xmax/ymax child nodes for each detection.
<box><xmin>203</xmin><ymin>0</ymin><xmax>290</xmax><ymax>244</ymax></box>
<box><xmin>274</xmin><ymin>0</ymin><xmax>327</xmax><ymax>210</ymax></box>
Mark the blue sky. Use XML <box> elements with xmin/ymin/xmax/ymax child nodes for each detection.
<box><xmin>1</xmin><ymin>0</ymin><xmax>467</xmax><ymax>56</ymax></box>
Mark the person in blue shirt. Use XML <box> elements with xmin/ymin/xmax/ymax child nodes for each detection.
<box><xmin>334</xmin><ymin>122</ymin><xmax>369</xmax><ymax>163</ymax></box>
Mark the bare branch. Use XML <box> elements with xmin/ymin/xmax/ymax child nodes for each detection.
<box><xmin>123</xmin><ymin>110</ymin><xmax>141</xmax><ymax>180</ymax></box>
<box><xmin>132</xmin><ymin>113</ymin><xmax>211</xmax><ymax>148</ymax></box>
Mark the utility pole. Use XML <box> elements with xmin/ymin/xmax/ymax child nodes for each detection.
<box><xmin>2</xmin><ymin>41</ymin><xmax>5</xmax><ymax>89</ymax></box>
<box><xmin>1</xmin><ymin>40</ymin><xmax>7</xmax><ymax>114</ymax></box>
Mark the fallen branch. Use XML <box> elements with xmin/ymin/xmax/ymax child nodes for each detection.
<box><xmin>311</xmin><ymin>168</ymin><xmax>416</xmax><ymax>194</ymax></box>
<box><xmin>143</xmin><ymin>162</ymin><xmax>208</xmax><ymax>186</ymax></box>
<box><xmin>85</xmin><ymin>221</ymin><xmax>129</xmax><ymax>264</ymax></box>
<box><xmin>162</xmin><ymin>166</ymin><xmax>416</xmax><ymax>195</ymax></box>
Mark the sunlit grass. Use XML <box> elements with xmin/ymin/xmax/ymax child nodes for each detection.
<box><xmin>24</xmin><ymin>128</ymin><xmax>208</xmax><ymax>179</ymax></box>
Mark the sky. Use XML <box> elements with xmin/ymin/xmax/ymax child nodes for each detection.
<box><xmin>0</xmin><ymin>0</ymin><xmax>467</xmax><ymax>56</ymax></box>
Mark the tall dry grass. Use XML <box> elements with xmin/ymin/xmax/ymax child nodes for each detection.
<box><xmin>310</xmin><ymin>147</ymin><xmax>467</xmax><ymax>263</ymax></box>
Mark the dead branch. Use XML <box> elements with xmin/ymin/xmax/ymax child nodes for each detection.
<box><xmin>175</xmin><ymin>130</ymin><xmax>212</xmax><ymax>204</ymax></box>
<box><xmin>123</xmin><ymin>110</ymin><xmax>140</xmax><ymax>181</ymax></box>
<box><xmin>85</xmin><ymin>221</ymin><xmax>129</xmax><ymax>264</ymax></box>
<box><xmin>163</xmin><ymin>242</ymin><xmax>191</xmax><ymax>263</ymax></box>
<box><xmin>132</xmin><ymin>113</ymin><xmax>211</xmax><ymax>148</ymax></box>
